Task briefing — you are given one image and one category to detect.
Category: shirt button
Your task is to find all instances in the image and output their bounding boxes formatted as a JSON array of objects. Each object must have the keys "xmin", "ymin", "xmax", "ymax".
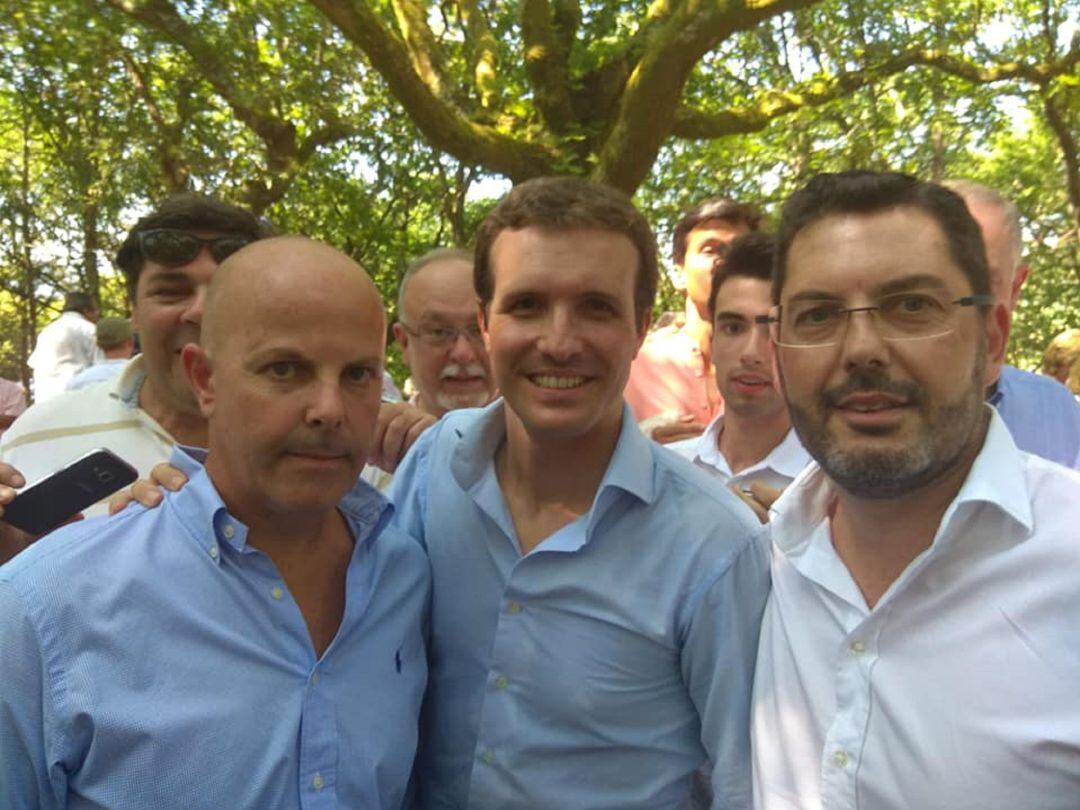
[
  {"xmin": 310, "ymin": 673, "xmax": 319, "ymax": 687},
  {"xmin": 271, "ymin": 586, "xmax": 284, "ymax": 600},
  {"xmin": 833, "ymin": 751, "xmax": 849, "ymax": 768},
  {"xmin": 209, "ymin": 545, "xmax": 219, "ymax": 559},
  {"xmin": 312, "ymin": 773, "xmax": 324, "ymax": 790},
  {"xmin": 507, "ymin": 601, "xmax": 522, "ymax": 614},
  {"xmin": 481, "ymin": 750, "xmax": 494, "ymax": 765},
  {"xmin": 222, "ymin": 523, "xmax": 235, "ymax": 539},
  {"xmin": 849, "ymin": 640, "xmax": 866, "ymax": 654},
  {"xmin": 494, "ymin": 674, "xmax": 509, "ymax": 690}
]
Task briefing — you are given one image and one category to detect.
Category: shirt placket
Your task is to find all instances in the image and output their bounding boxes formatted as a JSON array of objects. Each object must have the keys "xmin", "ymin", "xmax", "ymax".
[{"xmin": 821, "ymin": 613, "xmax": 880, "ymax": 810}]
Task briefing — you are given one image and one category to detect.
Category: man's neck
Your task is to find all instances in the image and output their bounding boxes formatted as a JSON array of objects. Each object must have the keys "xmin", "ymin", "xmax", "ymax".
[
  {"xmin": 138, "ymin": 377, "xmax": 209, "ymax": 448},
  {"xmin": 828, "ymin": 426, "xmax": 987, "ymax": 610},
  {"xmin": 496, "ymin": 408, "xmax": 621, "ymax": 554},
  {"xmin": 718, "ymin": 409, "xmax": 791, "ymax": 474},
  {"xmin": 683, "ymin": 299, "xmax": 712, "ymax": 356}
]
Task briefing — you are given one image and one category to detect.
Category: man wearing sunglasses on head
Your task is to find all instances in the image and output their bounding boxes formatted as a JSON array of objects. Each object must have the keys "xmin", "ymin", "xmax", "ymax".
[{"xmin": 0, "ymin": 195, "xmax": 267, "ymax": 561}]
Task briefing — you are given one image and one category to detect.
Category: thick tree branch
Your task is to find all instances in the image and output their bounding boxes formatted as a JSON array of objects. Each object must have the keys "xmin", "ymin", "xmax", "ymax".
[
  {"xmin": 309, "ymin": 0, "xmax": 560, "ymax": 181},
  {"xmin": 1043, "ymin": 93, "xmax": 1080, "ymax": 234},
  {"xmin": 456, "ymin": 0, "xmax": 499, "ymax": 108},
  {"xmin": 673, "ymin": 44, "xmax": 1080, "ymax": 140},
  {"xmin": 390, "ymin": 0, "xmax": 447, "ymax": 99},
  {"xmin": 521, "ymin": 0, "xmax": 575, "ymax": 133},
  {"xmin": 593, "ymin": 0, "xmax": 823, "ymax": 191}
]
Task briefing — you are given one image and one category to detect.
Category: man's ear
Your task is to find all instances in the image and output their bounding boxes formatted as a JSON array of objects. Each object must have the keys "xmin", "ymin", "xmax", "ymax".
[
  {"xmin": 633, "ymin": 307, "xmax": 652, "ymax": 356},
  {"xmin": 1008, "ymin": 263, "xmax": 1030, "ymax": 312},
  {"xmin": 983, "ymin": 302, "xmax": 1011, "ymax": 387},
  {"xmin": 477, "ymin": 301, "xmax": 491, "ymax": 351},
  {"xmin": 391, "ymin": 322, "xmax": 412, "ymax": 366},
  {"xmin": 181, "ymin": 343, "xmax": 216, "ymax": 418}
]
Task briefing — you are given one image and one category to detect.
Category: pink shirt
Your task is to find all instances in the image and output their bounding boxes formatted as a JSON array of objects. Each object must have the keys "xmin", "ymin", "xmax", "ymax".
[{"xmin": 624, "ymin": 324, "xmax": 721, "ymax": 424}]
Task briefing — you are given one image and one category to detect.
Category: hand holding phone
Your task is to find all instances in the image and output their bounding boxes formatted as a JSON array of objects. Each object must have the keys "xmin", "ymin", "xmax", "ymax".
[{"xmin": 2, "ymin": 450, "xmax": 138, "ymax": 536}]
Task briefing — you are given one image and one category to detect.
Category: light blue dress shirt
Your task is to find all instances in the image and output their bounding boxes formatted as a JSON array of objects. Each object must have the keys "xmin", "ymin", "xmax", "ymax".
[
  {"xmin": 0, "ymin": 447, "xmax": 430, "ymax": 810},
  {"xmin": 991, "ymin": 364, "xmax": 1080, "ymax": 469},
  {"xmin": 389, "ymin": 400, "xmax": 770, "ymax": 809}
]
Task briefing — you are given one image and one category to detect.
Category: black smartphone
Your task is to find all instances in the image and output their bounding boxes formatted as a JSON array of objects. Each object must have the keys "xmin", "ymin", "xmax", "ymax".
[{"xmin": 2, "ymin": 449, "xmax": 139, "ymax": 536}]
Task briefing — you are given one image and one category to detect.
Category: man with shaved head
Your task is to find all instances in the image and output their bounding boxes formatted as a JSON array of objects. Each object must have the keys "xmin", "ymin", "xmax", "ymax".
[{"xmin": 0, "ymin": 237, "xmax": 430, "ymax": 808}]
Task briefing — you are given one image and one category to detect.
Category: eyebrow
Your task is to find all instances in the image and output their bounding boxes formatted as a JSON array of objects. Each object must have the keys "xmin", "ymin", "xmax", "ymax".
[
  {"xmin": 786, "ymin": 274, "xmax": 953, "ymax": 304},
  {"xmin": 142, "ymin": 270, "xmax": 194, "ymax": 285},
  {"xmin": 714, "ymin": 311, "xmax": 752, "ymax": 321}
]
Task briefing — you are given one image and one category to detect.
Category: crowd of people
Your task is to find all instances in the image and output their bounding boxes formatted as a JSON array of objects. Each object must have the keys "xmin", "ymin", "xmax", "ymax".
[{"xmin": 0, "ymin": 170, "xmax": 1078, "ymax": 809}]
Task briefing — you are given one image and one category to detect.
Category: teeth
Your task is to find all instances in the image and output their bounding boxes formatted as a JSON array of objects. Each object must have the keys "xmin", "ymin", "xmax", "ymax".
[{"xmin": 533, "ymin": 375, "xmax": 585, "ymax": 389}]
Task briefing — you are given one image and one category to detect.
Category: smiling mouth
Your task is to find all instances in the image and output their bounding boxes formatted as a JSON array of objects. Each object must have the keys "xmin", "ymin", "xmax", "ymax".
[
  {"xmin": 836, "ymin": 394, "xmax": 910, "ymax": 413},
  {"xmin": 530, "ymin": 374, "xmax": 586, "ymax": 390}
]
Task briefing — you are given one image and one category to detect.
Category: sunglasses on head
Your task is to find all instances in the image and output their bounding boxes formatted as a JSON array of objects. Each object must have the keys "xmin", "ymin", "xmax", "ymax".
[{"xmin": 137, "ymin": 229, "xmax": 254, "ymax": 266}]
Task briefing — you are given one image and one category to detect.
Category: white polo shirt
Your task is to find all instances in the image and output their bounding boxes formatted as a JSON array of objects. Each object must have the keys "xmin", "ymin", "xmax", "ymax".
[
  {"xmin": 752, "ymin": 408, "xmax": 1080, "ymax": 809},
  {"xmin": 668, "ymin": 414, "xmax": 811, "ymax": 491}
]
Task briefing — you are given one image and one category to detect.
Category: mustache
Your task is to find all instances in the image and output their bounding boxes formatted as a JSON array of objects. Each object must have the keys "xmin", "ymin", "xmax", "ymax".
[
  {"xmin": 283, "ymin": 434, "xmax": 355, "ymax": 457},
  {"xmin": 822, "ymin": 368, "xmax": 923, "ymax": 408},
  {"xmin": 440, "ymin": 363, "xmax": 487, "ymax": 380}
]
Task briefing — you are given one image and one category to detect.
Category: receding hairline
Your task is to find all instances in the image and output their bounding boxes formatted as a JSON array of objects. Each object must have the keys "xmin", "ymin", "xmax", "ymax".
[
  {"xmin": 942, "ymin": 179, "xmax": 1023, "ymax": 269},
  {"xmin": 396, "ymin": 247, "xmax": 474, "ymax": 319}
]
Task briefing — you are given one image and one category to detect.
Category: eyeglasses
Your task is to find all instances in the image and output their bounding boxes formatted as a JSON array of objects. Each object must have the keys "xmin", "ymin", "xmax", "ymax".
[
  {"xmin": 137, "ymin": 229, "xmax": 254, "ymax": 266},
  {"xmin": 763, "ymin": 291, "xmax": 994, "ymax": 348},
  {"xmin": 400, "ymin": 322, "xmax": 484, "ymax": 347}
]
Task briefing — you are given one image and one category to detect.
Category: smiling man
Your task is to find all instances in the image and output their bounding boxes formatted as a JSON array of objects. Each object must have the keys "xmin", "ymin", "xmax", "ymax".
[
  {"xmin": 669, "ymin": 233, "xmax": 810, "ymax": 512},
  {"xmin": 0, "ymin": 237, "xmax": 430, "ymax": 809},
  {"xmin": 393, "ymin": 248, "xmax": 495, "ymax": 417},
  {"xmin": 390, "ymin": 177, "xmax": 769, "ymax": 809},
  {"xmin": 752, "ymin": 172, "xmax": 1080, "ymax": 809}
]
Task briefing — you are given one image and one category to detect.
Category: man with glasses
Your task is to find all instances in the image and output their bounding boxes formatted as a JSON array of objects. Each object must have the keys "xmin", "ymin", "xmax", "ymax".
[
  {"xmin": 0, "ymin": 195, "xmax": 266, "ymax": 560},
  {"xmin": 669, "ymin": 233, "xmax": 810, "ymax": 521},
  {"xmin": 752, "ymin": 172, "xmax": 1080, "ymax": 808},
  {"xmin": 393, "ymin": 248, "xmax": 495, "ymax": 417}
]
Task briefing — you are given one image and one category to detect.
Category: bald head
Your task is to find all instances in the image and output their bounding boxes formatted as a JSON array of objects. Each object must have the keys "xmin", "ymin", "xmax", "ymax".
[
  {"xmin": 183, "ymin": 235, "xmax": 388, "ymax": 522},
  {"xmin": 202, "ymin": 236, "xmax": 384, "ymax": 356}
]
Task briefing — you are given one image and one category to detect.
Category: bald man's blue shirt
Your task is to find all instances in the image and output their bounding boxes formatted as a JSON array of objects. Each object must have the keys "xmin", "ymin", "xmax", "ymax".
[
  {"xmin": 0, "ymin": 447, "xmax": 429, "ymax": 810},
  {"xmin": 389, "ymin": 400, "xmax": 770, "ymax": 809}
]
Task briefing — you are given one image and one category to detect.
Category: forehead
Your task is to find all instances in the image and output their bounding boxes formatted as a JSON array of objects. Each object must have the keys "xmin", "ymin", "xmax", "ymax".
[
  {"xmin": 783, "ymin": 207, "xmax": 969, "ymax": 298},
  {"xmin": 713, "ymin": 275, "xmax": 772, "ymax": 315},
  {"xmin": 402, "ymin": 258, "xmax": 476, "ymax": 316},
  {"xmin": 686, "ymin": 219, "xmax": 751, "ymax": 248},
  {"xmin": 489, "ymin": 226, "xmax": 638, "ymax": 297}
]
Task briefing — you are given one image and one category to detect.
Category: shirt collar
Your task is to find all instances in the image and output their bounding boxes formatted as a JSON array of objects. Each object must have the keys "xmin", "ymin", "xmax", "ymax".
[
  {"xmin": 690, "ymin": 414, "xmax": 809, "ymax": 481},
  {"xmin": 771, "ymin": 406, "xmax": 1033, "ymax": 557},
  {"xmin": 111, "ymin": 355, "xmax": 149, "ymax": 409},
  {"xmin": 168, "ymin": 445, "xmax": 393, "ymax": 563}
]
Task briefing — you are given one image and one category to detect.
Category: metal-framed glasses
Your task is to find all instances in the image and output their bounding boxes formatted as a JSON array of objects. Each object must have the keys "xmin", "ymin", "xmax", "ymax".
[
  {"xmin": 400, "ymin": 323, "xmax": 484, "ymax": 347},
  {"xmin": 761, "ymin": 291, "xmax": 994, "ymax": 348}
]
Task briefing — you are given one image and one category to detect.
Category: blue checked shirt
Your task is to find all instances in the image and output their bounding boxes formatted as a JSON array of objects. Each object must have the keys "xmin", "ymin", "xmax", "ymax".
[
  {"xmin": 389, "ymin": 401, "xmax": 770, "ymax": 809},
  {"xmin": 0, "ymin": 447, "xmax": 429, "ymax": 810}
]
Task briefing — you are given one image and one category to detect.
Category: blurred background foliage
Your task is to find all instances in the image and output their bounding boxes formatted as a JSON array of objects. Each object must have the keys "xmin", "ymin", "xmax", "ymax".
[{"xmin": 0, "ymin": 0, "xmax": 1076, "ymax": 391}]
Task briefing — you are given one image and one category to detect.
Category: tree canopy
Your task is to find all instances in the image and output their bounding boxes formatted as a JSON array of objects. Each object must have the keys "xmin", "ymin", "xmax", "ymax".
[{"xmin": 0, "ymin": 0, "xmax": 1076, "ymax": 388}]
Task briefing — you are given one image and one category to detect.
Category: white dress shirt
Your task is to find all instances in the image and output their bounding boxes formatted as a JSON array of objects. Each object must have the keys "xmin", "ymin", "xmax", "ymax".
[
  {"xmin": 752, "ymin": 408, "xmax": 1080, "ymax": 810},
  {"xmin": 27, "ymin": 311, "xmax": 99, "ymax": 402},
  {"xmin": 669, "ymin": 414, "xmax": 811, "ymax": 491}
]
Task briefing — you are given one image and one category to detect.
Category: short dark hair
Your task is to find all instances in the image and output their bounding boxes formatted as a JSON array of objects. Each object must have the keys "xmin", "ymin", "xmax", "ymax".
[
  {"xmin": 114, "ymin": 194, "xmax": 267, "ymax": 295},
  {"xmin": 774, "ymin": 171, "xmax": 991, "ymax": 303},
  {"xmin": 707, "ymin": 232, "xmax": 775, "ymax": 318},
  {"xmin": 672, "ymin": 198, "xmax": 761, "ymax": 267},
  {"xmin": 473, "ymin": 176, "xmax": 658, "ymax": 329},
  {"xmin": 62, "ymin": 291, "xmax": 96, "ymax": 314}
]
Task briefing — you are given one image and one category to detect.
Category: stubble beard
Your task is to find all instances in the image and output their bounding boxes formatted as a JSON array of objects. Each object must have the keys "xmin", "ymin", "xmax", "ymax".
[{"xmin": 787, "ymin": 353, "xmax": 988, "ymax": 499}]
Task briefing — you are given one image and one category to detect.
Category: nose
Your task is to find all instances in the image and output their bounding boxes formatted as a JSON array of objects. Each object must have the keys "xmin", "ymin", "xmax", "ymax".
[
  {"xmin": 182, "ymin": 283, "xmax": 209, "ymax": 325},
  {"xmin": 536, "ymin": 307, "xmax": 583, "ymax": 361},
  {"xmin": 447, "ymin": 331, "xmax": 479, "ymax": 364},
  {"xmin": 305, "ymin": 379, "xmax": 346, "ymax": 428},
  {"xmin": 840, "ymin": 309, "xmax": 889, "ymax": 371},
  {"xmin": 739, "ymin": 324, "xmax": 771, "ymax": 365}
]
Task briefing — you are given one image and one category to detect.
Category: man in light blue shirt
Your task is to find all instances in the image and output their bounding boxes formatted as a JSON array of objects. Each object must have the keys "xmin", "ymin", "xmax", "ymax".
[
  {"xmin": 390, "ymin": 177, "xmax": 769, "ymax": 809},
  {"xmin": 946, "ymin": 179, "xmax": 1080, "ymax": 469},
  {"xmin": 0, "ymin": 237, "xmax": 430, "ymax": 809}
]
